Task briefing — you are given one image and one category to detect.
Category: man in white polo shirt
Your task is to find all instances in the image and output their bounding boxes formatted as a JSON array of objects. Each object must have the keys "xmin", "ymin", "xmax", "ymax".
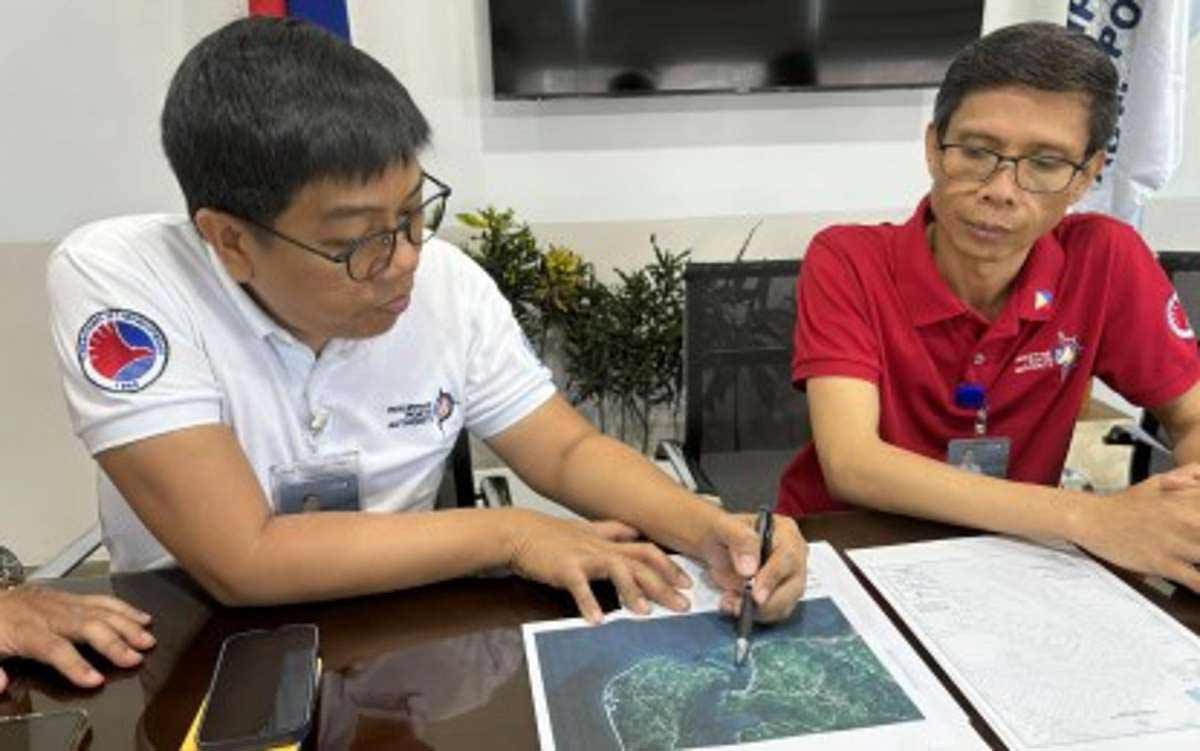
[{"xmin": 45, "ymin": 17, "xmax": 807, "ymax": 624}]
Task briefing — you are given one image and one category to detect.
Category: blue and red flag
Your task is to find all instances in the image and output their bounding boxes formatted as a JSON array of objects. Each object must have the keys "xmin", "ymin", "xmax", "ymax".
[{"xmin": 249, "ymin": 0, "xmax": 350, "ymax": 41}]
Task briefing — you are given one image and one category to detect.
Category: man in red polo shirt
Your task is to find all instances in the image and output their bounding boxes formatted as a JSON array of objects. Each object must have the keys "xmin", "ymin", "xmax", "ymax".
[{"xmin": 777, "ymin": 21, "xmax": 1200, "ymax": 592}]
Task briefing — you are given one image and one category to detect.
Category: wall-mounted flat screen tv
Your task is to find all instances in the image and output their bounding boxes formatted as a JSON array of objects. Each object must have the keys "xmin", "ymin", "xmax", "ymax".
[{"xmin": 489, "ymin": 0, "xmax": 985, "ymax": 99}]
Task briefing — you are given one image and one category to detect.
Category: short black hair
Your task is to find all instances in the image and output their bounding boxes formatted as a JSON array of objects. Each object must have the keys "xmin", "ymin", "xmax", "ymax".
[
  {"xmin": 161, "ymin": 16, "xmax": 431, "ymax": 223},
  {"xmin": 933, "ymin": 22, "xmax": 1118, "ymax": 157}
]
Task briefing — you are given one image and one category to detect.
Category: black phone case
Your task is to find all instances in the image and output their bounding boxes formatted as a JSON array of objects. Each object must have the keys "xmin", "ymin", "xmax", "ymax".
[{"xmin": 197, "ymin": 623, "xmax": 319, "ymax": 751}]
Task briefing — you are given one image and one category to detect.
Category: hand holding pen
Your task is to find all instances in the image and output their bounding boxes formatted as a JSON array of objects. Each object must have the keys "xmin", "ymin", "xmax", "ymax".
[{"xmin": 735, "ymin": 507, "xmax": 774, "ymax": 666}]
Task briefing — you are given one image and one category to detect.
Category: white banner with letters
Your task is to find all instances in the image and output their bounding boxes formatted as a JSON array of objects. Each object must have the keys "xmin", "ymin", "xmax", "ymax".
[{"xmin": 1066, "ymin": 0, "xmax": 1190, "ymax": 227}]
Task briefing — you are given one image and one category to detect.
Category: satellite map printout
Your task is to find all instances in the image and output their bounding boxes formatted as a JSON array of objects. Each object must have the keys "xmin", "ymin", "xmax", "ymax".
[{"xmin": 531, "ymin": 596, "xmax": 921, "ymax": 751}]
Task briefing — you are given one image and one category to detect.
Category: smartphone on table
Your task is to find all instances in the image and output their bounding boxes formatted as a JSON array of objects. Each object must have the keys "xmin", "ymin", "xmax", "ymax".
[
  {"xmin": 0, "ymin": 709, "xmax": 90, "ymax": 751},
  {"xmin": 197, "ymin": 624, "xmax": 319, "ymax": 750}
]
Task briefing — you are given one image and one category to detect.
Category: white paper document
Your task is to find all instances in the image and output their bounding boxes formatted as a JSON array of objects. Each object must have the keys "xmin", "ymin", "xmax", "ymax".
[
  {"xmin": 849, "ymin": 536, "xmax": 1200, "ymax": 751},
  {"xmin": 522, "ymin": 542, "xmax": 986, "ymax": 750}
]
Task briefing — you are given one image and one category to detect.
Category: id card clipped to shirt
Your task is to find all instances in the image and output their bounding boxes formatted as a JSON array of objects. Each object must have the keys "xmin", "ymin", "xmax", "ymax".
[
  {"xmin": 947, "ymin": 437, "xmax": 1011, "ymax": 478},
  {"xmin": 270, "ymin": 450, "xmax": 362, "ymax": 514},
  {"xmin": 948, "ymin": 382, "xmax": 1010, "ymax": 478}
]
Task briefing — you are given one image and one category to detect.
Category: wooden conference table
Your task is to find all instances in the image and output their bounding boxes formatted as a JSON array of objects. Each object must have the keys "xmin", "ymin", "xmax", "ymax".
[{"xmin": 3, "ymin": 510, "xmax": 1197, "ymax": 750}]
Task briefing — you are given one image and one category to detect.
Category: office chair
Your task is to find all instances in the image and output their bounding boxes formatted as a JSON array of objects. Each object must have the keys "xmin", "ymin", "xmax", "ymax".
[
  {"xmin": 658, "ymin": 259, "xmax": 810, "ymax": 512},
  {"xmin": 1102, "ymin": 251, "xmax": 1200, "ymax": 484},
  {"xmin": 437, "ymin": 430, "xmax": 513, "ymax": 509}
]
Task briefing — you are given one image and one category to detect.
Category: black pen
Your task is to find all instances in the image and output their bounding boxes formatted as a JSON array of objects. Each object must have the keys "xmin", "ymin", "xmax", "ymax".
[{"xmin": 734, "ymin": 507, "xmax": 774, "ymax": 666}]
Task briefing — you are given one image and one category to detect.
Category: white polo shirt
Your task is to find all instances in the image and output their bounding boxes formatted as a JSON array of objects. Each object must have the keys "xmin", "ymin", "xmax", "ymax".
[{"xmin": 47, "ymin": 215, "xmax": 554, "ymax": 572}]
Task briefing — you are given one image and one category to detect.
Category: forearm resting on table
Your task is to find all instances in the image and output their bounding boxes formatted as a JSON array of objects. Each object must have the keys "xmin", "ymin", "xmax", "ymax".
[
  {"xmin": 97, "ymin": 425, "xmax": 538, "ymax": 606},
  {"xmin": 820, "ymin": 436, "xmax": 1082, "ymax": 542},
  {"xmin": 506, "ymin": 427, "xmax": 723, "ymax": 558},
  {"xmin": 196, "ymin": 507, "xmax": 532, "ymax": 605}
]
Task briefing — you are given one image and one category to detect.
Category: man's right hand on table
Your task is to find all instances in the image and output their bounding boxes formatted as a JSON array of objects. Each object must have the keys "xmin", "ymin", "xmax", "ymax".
[
  {"xmin": 505, "ymin": 509, "xmax": 693, "ymax": 624},
  {"xmin": 1069, "ymin": 463, "xmax": 1200, "ymax": 593}
]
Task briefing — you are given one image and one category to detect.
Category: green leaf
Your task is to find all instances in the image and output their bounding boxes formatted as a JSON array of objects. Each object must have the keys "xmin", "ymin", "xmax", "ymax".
[{"xmin": 455, "ymin": 212, "xmax": 486, "ymax": 229}]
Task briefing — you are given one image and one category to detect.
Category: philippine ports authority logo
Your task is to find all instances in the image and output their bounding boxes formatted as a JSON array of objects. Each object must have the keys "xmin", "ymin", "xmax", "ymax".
[{"xmin": 76, "ymin": 309, "xmax": 168, "ymax": 392}]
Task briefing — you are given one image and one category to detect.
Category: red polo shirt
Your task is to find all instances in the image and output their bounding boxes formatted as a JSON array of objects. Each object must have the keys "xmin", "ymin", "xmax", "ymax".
[{"xmin": 777, "ymin": 197, "xmax": 1200, "ymax": 517}]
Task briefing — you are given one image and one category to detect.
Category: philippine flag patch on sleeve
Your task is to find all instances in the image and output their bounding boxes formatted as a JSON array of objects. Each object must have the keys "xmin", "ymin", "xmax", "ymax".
[{"xmin": 76, "ymin": 309, "xmax": 169, "ymax": 392}]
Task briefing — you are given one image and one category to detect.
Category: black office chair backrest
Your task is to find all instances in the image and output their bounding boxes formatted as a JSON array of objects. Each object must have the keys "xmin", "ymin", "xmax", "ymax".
[
  {"xmin": 436, "ymin": 430, "xmax": 477, "ymax": 509},
  {"xmin": 1131, "ymin": 251, "xmax": 1200, "ymax": 482},
  {"xmin": 682, "ymin": 260, "xmax": 809, "ymax": 460}
]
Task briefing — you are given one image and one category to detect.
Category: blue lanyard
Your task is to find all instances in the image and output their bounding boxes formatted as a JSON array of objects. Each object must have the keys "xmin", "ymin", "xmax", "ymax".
[{"xmin": 954, "ymin": 382, "xmax": 987, "ymax": 436}]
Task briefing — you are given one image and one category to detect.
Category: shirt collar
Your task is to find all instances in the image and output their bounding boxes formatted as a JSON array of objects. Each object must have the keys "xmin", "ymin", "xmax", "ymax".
[
  {"xmin": 201, "ymin": 233, "xmax": 298, "ymax": 344},
  {"xmin": 893, "ymin": 195, "xmax": 1065, "ymax": 327},
  {"xmin": 200, "ymin": 233, "xmax": 368, "ymax": 360},
  {"xmin": 893, "ymin": 197, "xmax": 967, "ymax": 326}
]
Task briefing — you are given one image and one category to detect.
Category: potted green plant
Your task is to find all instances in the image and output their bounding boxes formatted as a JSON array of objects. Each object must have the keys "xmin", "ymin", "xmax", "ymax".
[
  {"xmin": 458, "ymin": 207, "xmax": 689, "ymax": 454},
  {"xmin": 457, "ymin": 207, "xmax": 547, "ymax": 348}
]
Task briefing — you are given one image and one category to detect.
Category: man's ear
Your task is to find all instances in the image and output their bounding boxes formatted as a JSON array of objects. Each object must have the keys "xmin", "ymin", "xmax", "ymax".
[
  {"xmin": 1066, "ymin": 149, "xmax": 1107, "ymax": 205},
  {"xmin": 923, "ymin": 123, "xmax": 941, "ymax": 181},
  {"xmin": 194, "ymin": 208, "xmax": 256, "ymax": 283}
]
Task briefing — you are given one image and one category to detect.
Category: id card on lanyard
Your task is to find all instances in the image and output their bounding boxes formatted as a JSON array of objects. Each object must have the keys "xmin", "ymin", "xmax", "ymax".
[
  {"xmin": 270, "ymin": 450, "xmax": 362, "ymax": 514},
  {"xmin": 947, "ymin": 382, "xmax": 1010, "ymax": 479}
]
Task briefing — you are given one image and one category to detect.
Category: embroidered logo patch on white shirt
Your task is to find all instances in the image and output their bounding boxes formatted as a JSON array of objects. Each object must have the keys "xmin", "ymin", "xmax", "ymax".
[{"xmin": 76, "ymin": 309, "xmax": 169, "ymax": 392}]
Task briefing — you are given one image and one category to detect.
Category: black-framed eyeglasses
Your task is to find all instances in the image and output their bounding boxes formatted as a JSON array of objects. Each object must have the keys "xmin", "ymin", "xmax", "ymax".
[
  {"xmin": 243, "ymin": 171, "xmax": 452, "ymax": 281},
  {"xmin": 937, "ymin": 142, "xmax": 1088, "ymax": 194}
]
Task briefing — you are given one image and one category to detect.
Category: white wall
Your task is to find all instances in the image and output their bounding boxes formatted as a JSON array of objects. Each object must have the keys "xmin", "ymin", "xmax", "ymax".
[
  {"xmin": 363, "ymin": 0, "xmax": 1068, "ymax": 229},
  {"xmin": 0, "ymin": 2, "xmax": 244, "ymax": 242},
  {"xmin": 0, "ymin": 244, "xmax": 96, "ymax": 565},
  {"xmin": 1, "ymin": 0, "xmax": 1197, "ymax": 562},
  {"xmin": 9, "ymin": 0, "xmax": 1197, "ymax": 243}
]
